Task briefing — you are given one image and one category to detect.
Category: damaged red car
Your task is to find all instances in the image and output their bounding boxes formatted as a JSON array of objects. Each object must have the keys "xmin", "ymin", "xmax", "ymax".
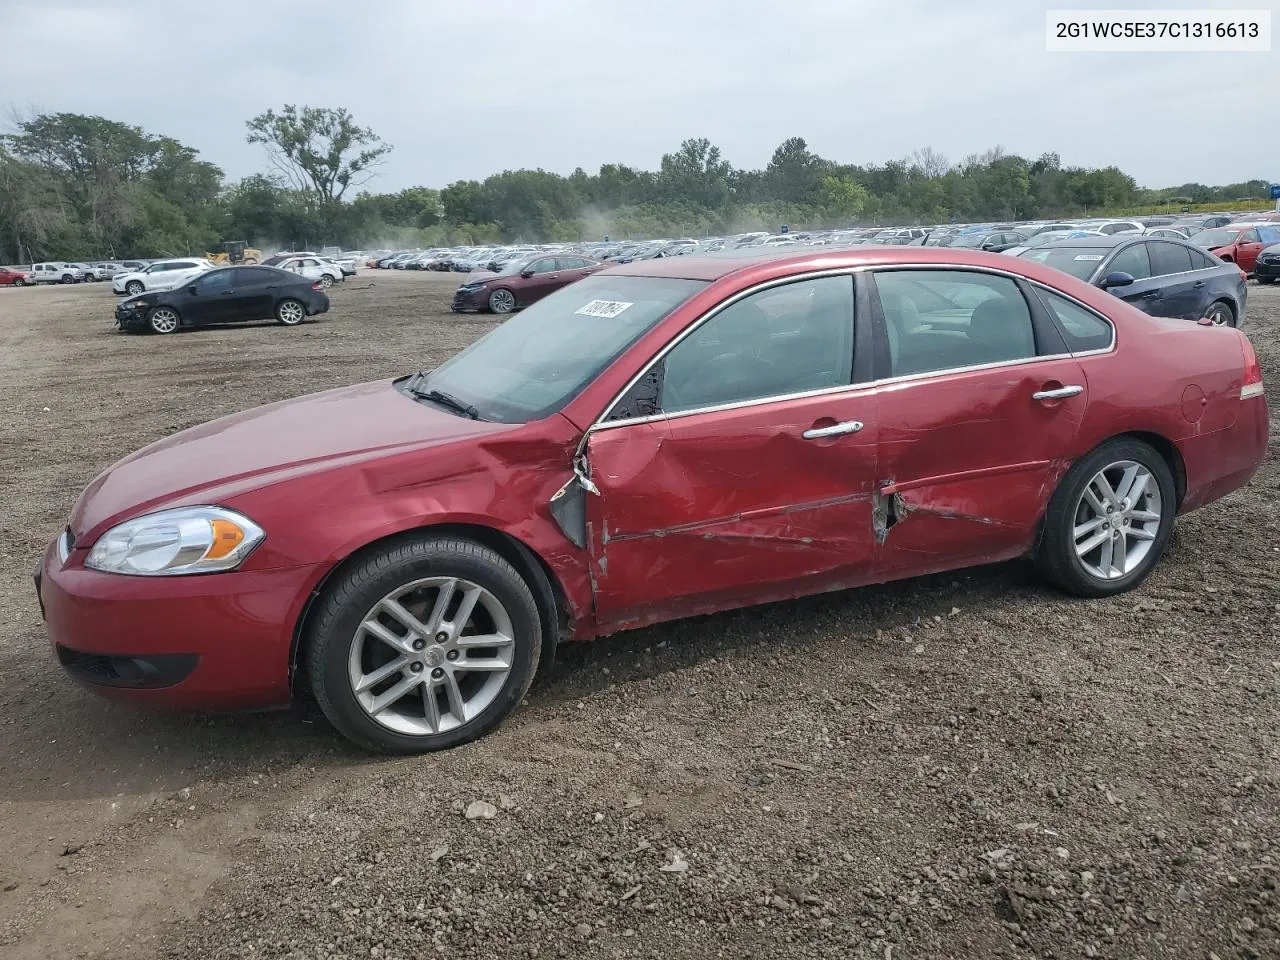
[{"xmin": 37, "ymin": 247, "xmax": 1268, "ymax": 753}]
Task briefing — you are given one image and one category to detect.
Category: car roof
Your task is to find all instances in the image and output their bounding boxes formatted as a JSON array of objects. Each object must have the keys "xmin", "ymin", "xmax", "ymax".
[{"xmin": 596, "ymin": 245, "xmax": 1083, "ymax": 282}]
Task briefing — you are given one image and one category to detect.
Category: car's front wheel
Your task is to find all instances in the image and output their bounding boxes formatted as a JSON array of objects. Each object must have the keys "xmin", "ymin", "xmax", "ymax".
[
  {"xmin": 488, "ymin": 288, "xmax": 516, "ymax": 314},
  {"xmin": 276, "ymin": 298, "xmax": 306, "ymax": 325},
  {"xmin": 147, "ymin": 306, "xmax": 180, "ymax": 335},
  {"xmin": 61, "ymin": 274, "xmax": 75, "ymax": 284},
  {"xmin": 125, "ymin": 280, "xmax": 144, "ymax": 296},
  {"xmin": 12, "ymin": 278, "xmax": 23, "ymax": 287},
  {"xmin": 319, "ymin": 274, "xmax": 334, "ymax": 288},
  {"xmin": 1036, "ymin": 438, "xmax": 1176, "ymax": 598},
  {"xmin": 305, "ymin": 535, "xmax": 542, "ymax": 753}
]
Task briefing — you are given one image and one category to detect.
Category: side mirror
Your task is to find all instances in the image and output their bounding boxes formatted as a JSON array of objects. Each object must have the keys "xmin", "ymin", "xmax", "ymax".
[
  {"xmin": 1099, "ymin": 271, "xmax": 1135, "ymax": 289},
  {"xmin": 187, "ymin": 284, "xmax": 199, "ymax": 295},
  {"xmin": 520, "ymin": 270, "xmax": 534, "ymax": 278}
]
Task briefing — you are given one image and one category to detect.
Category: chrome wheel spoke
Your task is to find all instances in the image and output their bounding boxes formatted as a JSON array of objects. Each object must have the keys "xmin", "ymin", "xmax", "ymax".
[
  {"xmin": 1075, "ymin": 528, "xmax": 1111, "ymax": 557},
  {"xmin": 1082, "ymin": 486, "xmax": 1107, "ymax": 514},
  {"xmin": 425, "ymin": 579, "xmax": 457, "ymax": 635},
  {"xmin": 421, "ymin": 683, "xmax": 441, "ymax": 733},
  {"xmin": 442, "ymin": 671, "xmax": 468, "ymax": 723},
  {"xmin": 455, "ymin": 632, "xmax": 514, "ymax": 649},
  {"xmin": 361, "ymin": 618, "xmax": 416, "ymax": 655},
  {"xmin": 457, "ymin": 657, "xmax": 509, "ymax": 673},
  {"xmin": 380, "ymin": 598, "xmax": 429, "ymax": 639},
  {"xmin": 1130, "ymin": 508, "xmax": 1160, "ymax": 522},
  {"xmin": 1113, "ymin": 464, "xmax": 1140, "ymax": 503},
  {"xmin": 369, "ymin": 673, "xmax": 423, "ymax": 715},
  {"xmin": 1074, "ymin": 516, "xmax": 1106, "ymax": 540},
  {"xmin": 1097, "ymin": 532, "xmax": 1114, "ymax": 576},
  {"xmin": 1093, "ymin": 473, "xmax": 1119, "ymax": 506},
  {"xmin": 1128, "ymin": 526, "xmax": 1157, "ymax": 542},
  {"xmin": 445, "ymin": 585, "xmax": 482, "ymax": 638},
  {"xmin": 355, "ymin": 655, "xmax": 409, "ymax": 692},
  {"xmin": 1124, "ymin": 471, "xmax": 1150, "ymax": 505}
]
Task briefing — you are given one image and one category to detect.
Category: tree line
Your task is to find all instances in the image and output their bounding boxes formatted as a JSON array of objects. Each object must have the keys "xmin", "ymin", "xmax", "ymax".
[{"xmin": 0, "ymin": 107, "xmax": 1269, "ymax": 263}]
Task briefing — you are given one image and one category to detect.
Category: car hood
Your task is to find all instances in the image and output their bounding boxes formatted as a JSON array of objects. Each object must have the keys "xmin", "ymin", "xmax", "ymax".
[{"xmin": 70, "ymin": 379, "xmax": 516, "ymax": 540}]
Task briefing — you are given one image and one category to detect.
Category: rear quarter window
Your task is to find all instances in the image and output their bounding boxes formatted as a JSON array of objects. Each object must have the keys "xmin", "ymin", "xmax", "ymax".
[{"xmin": 1034, "ymin": 288, "xmax": 1113, "ymax": 353}]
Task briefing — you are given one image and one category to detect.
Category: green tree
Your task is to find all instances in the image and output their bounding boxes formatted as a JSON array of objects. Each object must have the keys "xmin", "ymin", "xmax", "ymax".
[{"xmin": 246, "ymin": 105, "xmax": 391, "ymax": 205}]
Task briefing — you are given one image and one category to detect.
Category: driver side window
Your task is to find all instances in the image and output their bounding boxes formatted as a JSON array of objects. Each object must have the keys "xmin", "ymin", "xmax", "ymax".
[
  {"xmin": 659, "ymin": 276, "xmax": 855, "ymax": 415},
  {"xmin": 529, "ymin": 258, "xmax": 555, "ymax": 274},
  {"xmin": 198, "ymin": 270, "xmax": 233, "ymax": 294}
]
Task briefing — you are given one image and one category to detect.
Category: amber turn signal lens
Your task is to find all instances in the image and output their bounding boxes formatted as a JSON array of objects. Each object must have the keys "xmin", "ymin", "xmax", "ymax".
[{"xmin": 205, "ymin": 519, "xmax": 246, "ymax": 560}]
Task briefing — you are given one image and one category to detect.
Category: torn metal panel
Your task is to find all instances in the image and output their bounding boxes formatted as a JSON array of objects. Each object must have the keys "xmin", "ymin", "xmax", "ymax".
[{"xmin": 584, "ymin": 390, "xmax": 880, "ymax": 631}]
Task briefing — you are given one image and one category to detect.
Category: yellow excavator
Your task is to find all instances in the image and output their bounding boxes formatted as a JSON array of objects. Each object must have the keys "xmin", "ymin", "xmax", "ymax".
[{"xmin": 205, "ymin": 241, "xmax": 262, "ymax": 266}]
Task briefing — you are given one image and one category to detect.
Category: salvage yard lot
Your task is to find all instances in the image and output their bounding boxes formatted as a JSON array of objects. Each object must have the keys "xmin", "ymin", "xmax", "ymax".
[{"xmin": 1, "ymin": 271, "xmax": 1278, "ymax": 959}]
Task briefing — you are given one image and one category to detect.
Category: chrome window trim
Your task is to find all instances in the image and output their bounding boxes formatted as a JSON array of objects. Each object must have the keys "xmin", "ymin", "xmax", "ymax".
[{"xmin": 590, "ymin": 262, "xmax": 1113, "ymax": 434}]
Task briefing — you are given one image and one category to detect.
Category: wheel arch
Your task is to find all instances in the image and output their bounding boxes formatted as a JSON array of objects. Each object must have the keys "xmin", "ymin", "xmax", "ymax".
[{"xmin": 288, "ymin": 522, "xmax": 568, "ymax": 699}]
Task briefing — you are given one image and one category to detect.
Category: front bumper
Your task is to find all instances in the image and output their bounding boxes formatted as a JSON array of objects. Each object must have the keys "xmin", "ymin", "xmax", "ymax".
[
  {"xmin": 451, "ymin": 286, "xmax": 489, "ymax": 311},
  {"xmin": 36, "ymin": 537, "xmax": 316, "ymax": 710},
  {"xmin": 1254, "ymin": 258, "xmax": 1280, "ymax": 279},
  {"xmin": 114, "ymin": 300, "xmax": 150, "ymax": 330}
]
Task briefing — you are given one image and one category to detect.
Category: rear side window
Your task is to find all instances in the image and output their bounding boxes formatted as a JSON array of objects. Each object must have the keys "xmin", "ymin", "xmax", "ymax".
[
  {"xmin": 874, "ymin": 270, "xmax": 1037, "ymax": 377},
  {"xmin": 1107, "ymin": 244, "xmax": 1152, "ymax": 280},
  {"xmin": 241, "ymin": 267, "xmax": 282, "ymax": 283},
  {"xmin": 1034, "ymin": 288, "xmax": 1113, "ymax": 354},
  {"xmin": 1148, "ymin": 242, "xmax": 1193, "ymax": 277},
  {"xmin": 1190, "ymin": 249, "xmax": 1218, "ymax": 269}
]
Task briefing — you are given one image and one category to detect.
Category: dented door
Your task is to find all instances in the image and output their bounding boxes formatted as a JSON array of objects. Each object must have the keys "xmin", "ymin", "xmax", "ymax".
[
  {"xmin": 585, "ymin": 391, "xmax": 880, "ymax": 632},
  {"xmin": 873, "ymin": 358, "xmax": 1087, "ymax": 578}
]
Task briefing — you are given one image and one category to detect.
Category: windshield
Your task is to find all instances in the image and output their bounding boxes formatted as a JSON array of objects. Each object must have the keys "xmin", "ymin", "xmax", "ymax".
[
  {"xmin": 1192, "ymin": 228, "xmax": 1239, "ymax": 248},
  {"xmin": 422, "ymin": 275, "xmax": 707, "ymax": 423},
  {"xmin": 1019, "ymin": 246, "xmax": 1106, "ymax": 280},
  {"xmin": 948, "ymin": 233, "xmax": 987, "ymax": 248}
]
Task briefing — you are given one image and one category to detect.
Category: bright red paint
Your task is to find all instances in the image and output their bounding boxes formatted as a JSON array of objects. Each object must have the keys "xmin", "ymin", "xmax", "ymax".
[
  {"xmin": 1201, "ymin": 225, "xmax": 1279, "ymax": 273},
  {"xmin": 0, "ymin": 267, "xmax": 30, "ymax": 286},
  {"xmin": 39, "ymin": 247, "xmax": 1269, "ymax": 711}
]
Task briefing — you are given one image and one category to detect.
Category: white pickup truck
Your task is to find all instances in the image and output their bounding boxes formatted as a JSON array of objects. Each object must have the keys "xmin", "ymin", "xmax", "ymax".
[{"xmin": 31, "ymin": 262, "xmax": 86, "ymax": 284}]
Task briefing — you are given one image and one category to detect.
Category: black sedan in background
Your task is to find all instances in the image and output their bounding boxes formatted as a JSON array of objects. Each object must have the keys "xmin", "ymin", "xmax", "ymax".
[
  {"xmin": 1018, "ymin": 234, "xmax": 1247, "ymax": 327},
  {"xmin": 115, "ymin": 265, "xmax": 330, "ymax": 334}
]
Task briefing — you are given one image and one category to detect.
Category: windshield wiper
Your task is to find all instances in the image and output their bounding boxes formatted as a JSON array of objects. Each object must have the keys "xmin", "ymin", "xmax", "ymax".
[{"xmin": 405, "ymin": 374, "xmax": 480, "ymax": 420}]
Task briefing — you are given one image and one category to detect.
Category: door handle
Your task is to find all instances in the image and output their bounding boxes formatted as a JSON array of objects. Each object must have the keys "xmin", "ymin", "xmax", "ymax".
[
  {"xmin": 802, "ymin": 420, "xmax": 864, "ymax": 439},
  {"xmin": 1192, "ymin": 280, "xmax": 1206, "ymax": 288},
  {"xmin": 1140, "ymin": 290, "xmax": 1161, "ymax": 300},
  {"xmin": 1032, "ymin": 385, "xmax": 1084, "ymax": 401}
]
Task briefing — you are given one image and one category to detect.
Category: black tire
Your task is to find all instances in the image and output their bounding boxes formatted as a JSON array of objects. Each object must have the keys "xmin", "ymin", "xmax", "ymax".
[
  {"xmin": 1036, "ymin": 437, "xmax": 1176, "ymax": 598},
  {"xmin": 1257, "ymin": 276, "xmax": 1276, "ymax": 285},
  {"xmin": 13, "ymin": 278, "xmax": 23, "ymax": 287},
  {"xmin": 305, "ymin": 535, "xmax": 542, "ymax": 753},
  {"xmin": 276, "ymin": 298, "xmax": 306, "ymax": 326},
  {"xmin": 125, "ymin": 280, "xmax": 144, "ymax": 296},
  {"xmin": 146, "ymin": 305, "xmax": 181, "ymax": 335},
  {"xmin": 319, "ymin": 274, "xmax": 334, "ymax": 288},
  {"xmin": 488, "ymin": 288, "xmax": 516, "ymax": 314},
  {"xmin": 61, "ymin": 274, "xmax": 74, "ymax": 284},
  {"xmin": 1206, "ymin": 300, "xmax": 1235, "ymax": 327}
]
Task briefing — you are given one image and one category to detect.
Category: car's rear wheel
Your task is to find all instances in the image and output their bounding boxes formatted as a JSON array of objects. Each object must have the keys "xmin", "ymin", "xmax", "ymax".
[
  {"xmin": 125, "ymin": 280, "xmax": 144, "ymax": 296},
  {"xmin": 1205, "ymin": 300, "xmax": 1235, "ymax": 327},
  {"xmin": 488, "ymin": 288, "xmax": 516, "ymax": 314},
  {"xmin": 305, "ymin": 535, "xmax": 541, "ymax": 753},
  {"xmin": 147, "ymin": 306, "xmax": 180, "ymax": 335},
  {"xmin": 13, "ymin": 278, "xmax": 23, "ymax": 287},
  {"xmin": 1036, "ymin": 438, "xmax": 1175, "ymax": 598},
  {"xmin": 276, "ymin": 298, "xmax": 306, "ymax": 325},
  {"xmin": 319, "ymin": 274, "xmax": 334, "ymax": 288},
  {"xmin": 61, "ymin": 274, "xmax": 74, "ymax": 284}
]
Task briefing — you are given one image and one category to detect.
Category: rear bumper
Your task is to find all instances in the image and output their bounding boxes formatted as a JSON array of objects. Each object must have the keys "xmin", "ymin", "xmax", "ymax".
[
  {"xmin": 1179, "ymin": 396, "xmax": 1269, "ymax": 513},
  {"xmin": 36, "ymin": 539, "xmax": 316, "ymax": 710}
]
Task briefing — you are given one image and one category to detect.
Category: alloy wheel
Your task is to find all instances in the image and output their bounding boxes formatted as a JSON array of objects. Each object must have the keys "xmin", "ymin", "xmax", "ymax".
[
  {"xmin": 320, "ymin": 274, "xmax": 333, "ymax": 288},
  {"xmin": 489, "ymin": 289, "xmax": 515, "ymax": 314},
  {"xmin": 148, "ymin": 307, "xmax": 179, "ymax": 334},
  {"xmin": 347, "ymin": 577, "xmax": 515, "ymax": 736},
  {"xmin": 278, "ymin": 300, "xmax": 305, "ymax": 325},
  {"xmin": 126, "ymin": 281, "xmax": 144, "ymax": 296},
  {"xmin": 1207, "ymin": 302, "xmax": 1234, "ymax": 327},
  {"xmin": 1072, "ymin": 460, "xmax": 1162, "ymax": 580}
]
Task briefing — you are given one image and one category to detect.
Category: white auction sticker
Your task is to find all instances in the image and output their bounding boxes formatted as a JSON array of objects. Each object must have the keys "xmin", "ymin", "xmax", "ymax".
[
  {"xmin": 575, "ymin": 300, "xmax": 633, "ymax": 318},
  {"xmin": 1047, "ymin": 9, "xmax": 1271, "ymax": 52},
  {"xmin": 1074, "ymin": 255, "xmax": 1105, "ymax": 261}
]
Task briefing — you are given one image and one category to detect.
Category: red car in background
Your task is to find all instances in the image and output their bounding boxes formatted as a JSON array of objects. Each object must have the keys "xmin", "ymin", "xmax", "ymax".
[
  {"xmin": 0, "ymin": 267, "xmax": 31, "ymax": 286},
  {"xmin": 1192, "ymin": 224, "xmax": 1280, "ymax": 274},
  {"xmin": 452, "ymin": 253, "xmax": 604, "ymax": 313},
  {"xmin": 37, "ymin": 247, "xmax": 1267, "ymax": 754}
]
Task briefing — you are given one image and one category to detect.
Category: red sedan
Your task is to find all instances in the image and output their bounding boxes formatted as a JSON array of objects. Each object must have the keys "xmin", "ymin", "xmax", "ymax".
[
  {"xmin": 37, "ymin": 248, "xmax": 1268, "ymax": 752},
  {"xmin": 1192, "ymin": 224, "xmax": 1280, "ymax": 274},
  {"xmin": 0, "ymin": 267, "xmax": 31, "ymax": 286}
]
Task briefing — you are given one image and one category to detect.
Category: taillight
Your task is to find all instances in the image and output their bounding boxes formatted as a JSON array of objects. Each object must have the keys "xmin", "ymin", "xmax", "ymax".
[
  {"xmin": 1240, "ymin": 334, "xmax": 1264, "ymax": 399},
  {"xmin": 311, "ymin": 281, "xmax": 322, "ymax": 291}
]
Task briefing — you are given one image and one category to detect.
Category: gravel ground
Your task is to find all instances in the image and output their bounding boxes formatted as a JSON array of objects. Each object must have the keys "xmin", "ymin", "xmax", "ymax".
[{"xmin": 0, "ymin": 271, "xmax": 1277, "ymax": 960}]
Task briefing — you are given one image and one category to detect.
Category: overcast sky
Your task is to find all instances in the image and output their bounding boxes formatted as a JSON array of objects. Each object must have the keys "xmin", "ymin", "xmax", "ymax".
[{"xmin": 2, "ymin": 0, "xmax": 1275, "ymax": 192}]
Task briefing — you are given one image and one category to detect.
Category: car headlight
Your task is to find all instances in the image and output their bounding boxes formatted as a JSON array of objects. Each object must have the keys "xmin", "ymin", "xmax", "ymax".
[{"xmin": 85, "ymin": 506, "xmax": 264, "ymax": 576}]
